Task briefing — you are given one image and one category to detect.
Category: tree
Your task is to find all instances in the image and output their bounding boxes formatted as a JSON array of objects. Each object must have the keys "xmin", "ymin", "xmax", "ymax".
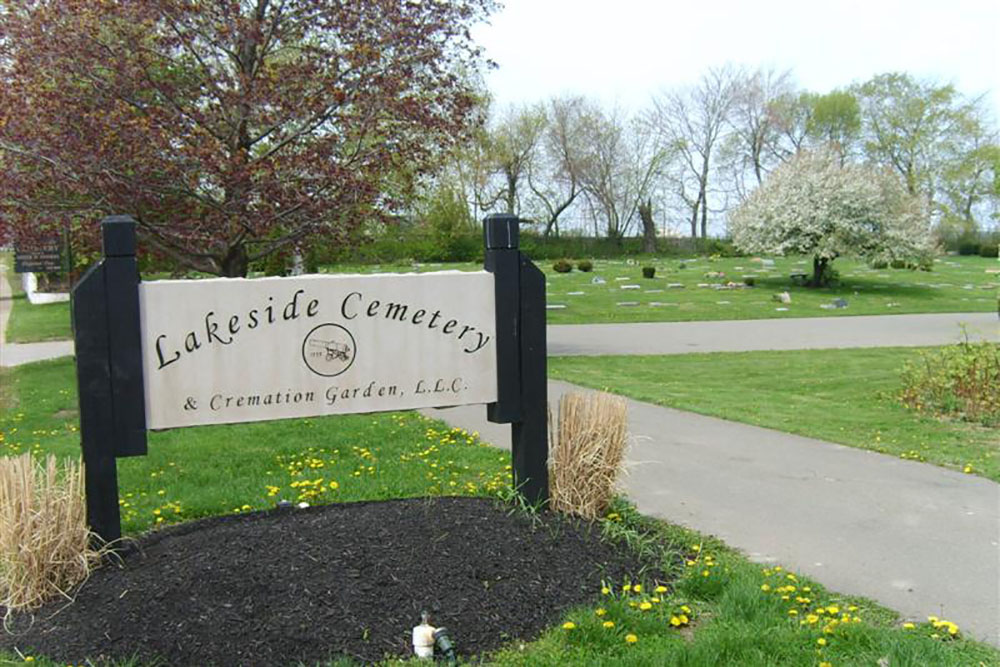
[
  {"xmin": 650, "ymin": 66, "xmax": 740, "ymax": 238},
  {"xmin": 724, "ymin": 67, "xmax": 794, "ymax": 193},
  {"xmin": 578, "ymin": 105, "xmax": 663, "ymax": 241},
  {"xmin": 0, "ymin": 0, "xmax": 495, "ymax": 276},
  {"xmin": 526, "ymin": 96, "xmax": 590, "ymax": 238},
  {"xmin": 477, "ymin": 104, "xmax": 547, "ymax": 216},
  {"xmin": 729, "ymin": 149, "xmax": 932, "ymax": 287},
  {"xmin": 806, "ymin": 90, "xmax": 861, "ymax": 161},
  {"xmin": 855, "ymin": 73, "xmax": 980, "ymax": 205}
]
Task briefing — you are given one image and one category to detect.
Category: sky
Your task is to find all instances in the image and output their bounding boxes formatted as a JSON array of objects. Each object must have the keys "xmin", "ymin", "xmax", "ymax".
[{"xmin": 472, "ymin": 0, "xmax": 1000, "ymax": 120}]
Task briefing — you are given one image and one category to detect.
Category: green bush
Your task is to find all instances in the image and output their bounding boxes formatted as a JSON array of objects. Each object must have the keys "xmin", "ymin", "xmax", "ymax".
[
  {"xmin": 889, "ymin": 258, "xmax": 907, "ymax": 269},
  {"xmin": 869, "ymin": 258, "xmax": 888, "ymax": 269},
  {"xmin": 577, "ymin": 260, "xmax": 593, "ymax": 272},
  {"xmin": 957, "ymin": 241, "xmax": 981, "ymax": 256},
  {"xmin": 641, "ymin": 266, "xmax": 655, "ymax": 279},
  {"xmin": 900, "ymin": 341, "xmax": 1000, "ymax": 426},
  {"xmin": 979, "ymin": 243, "xmax": 999, "ymax": 258},
  {"xmin": 553, "ymin": 259, "xmax": 573, "ymax": 273},
  {"xmin": 743, "ymin": 276, "xmax": 755, "ymax": 287}
]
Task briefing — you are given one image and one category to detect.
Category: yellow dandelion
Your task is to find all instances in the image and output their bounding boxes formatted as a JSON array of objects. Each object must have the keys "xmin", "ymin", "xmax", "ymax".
[
  {"xmin": 761, "ymin": 584, "xmax": 771, "ymax": 592},
  {"xmin": 670, "ymin": 616, "xmax": 682, "ymax": 627},
  {"xmin": 902, "ymin": 622, "xmax": 915, "ymax": 629},
  {"xmin": 817, "ymin": 638, "xmax": 827, "ymax": 646},
  {"xmin": 655, "ymin": 585, "xmax": 668, "ymax": 594},
  {"xmin": 625, "ymin": 633, "xmax": 638, "ymax": 644},
  {"xmin": 678, "ymin": 614, "xmax": 689, "ymax": 625},
  {"xmin": 633, "ymin": 584, "xmax": 642, "ymax": 593},
  {"xmin": 680, "ymin": 605, "xmax": 691, "ymax": 614},
  {"xmin": 602, "ymin": 621, "xmax": 615, "ymax": 629},
  {"xmin": 788, "ymin": 609, "xmax": 799, "ymax": 616},
  {"xmin": 639, "ymin": 602, "xmax": 652, "ymax": 611},
  {"xmin": 601, "ymin": 586, "xmax": 611, "ymax": 595},
  {"xmin": 595, "ymin": 608, "xmax": 606, "ymax": 616},
  {"xmin": 562, "ymin": 622, "xmax": 576, "ymax": 630}
]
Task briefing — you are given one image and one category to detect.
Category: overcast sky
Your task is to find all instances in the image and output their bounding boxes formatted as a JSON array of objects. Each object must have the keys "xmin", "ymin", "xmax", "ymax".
[{"xmin": 472, "ymin": 0, "xmax": 1000, "ymax": 119}]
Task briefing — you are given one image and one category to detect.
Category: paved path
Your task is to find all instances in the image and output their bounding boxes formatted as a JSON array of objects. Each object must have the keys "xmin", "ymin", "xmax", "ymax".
[
  {"xmin": 428, "ymin": 382, "xmax": 1000, "ymax": 646},
  {"xmin": 549, "ymin": 311, "xmax": 998, "ymax": 356}
]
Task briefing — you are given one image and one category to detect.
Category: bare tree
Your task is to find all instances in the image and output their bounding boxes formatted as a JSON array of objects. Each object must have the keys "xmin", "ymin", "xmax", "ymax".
[
  {"xmin": 722, "ymin": 67, "xmax": 795, "ymax": 198},
  {"xmin": 650, "ymin": 66, "xmax": 740, "ymax": 238},
  {"xmin": 526, "ymin": 96, "xmax": 590, "ymax": 237},
  {"xmin": 578, "ymin": 105, "xmax": 663, "ymax": 241},
  {"xmin": 477, "ymin": 104, "xmax": 547, "ymax": 215}
]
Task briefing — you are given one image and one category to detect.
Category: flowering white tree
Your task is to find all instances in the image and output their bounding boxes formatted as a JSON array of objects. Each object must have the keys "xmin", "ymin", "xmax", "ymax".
[{"xmin": 728, "ymin": 149, "xmax": 933, "ymax": 286}]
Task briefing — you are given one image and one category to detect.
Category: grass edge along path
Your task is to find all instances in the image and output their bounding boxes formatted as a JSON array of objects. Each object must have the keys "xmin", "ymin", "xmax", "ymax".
[{"xmin": 549, "ymin": 347, "xmax": 999, "ymax": 483}]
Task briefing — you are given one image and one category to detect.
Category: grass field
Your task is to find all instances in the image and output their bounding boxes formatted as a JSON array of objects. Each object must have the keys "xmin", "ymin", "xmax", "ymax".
[
  {"xmin": 2, "ymin": 255, "xmax": 995, "ymax": 342},
  {"xmin": 2, "ymin": 359, "xmax": 999, "ymax": 665},
  {"xmin": 324, "ymin": 254, "xmax": 997, "ymax": 325},
  {"xmin": 549, "ymin": 347, "xmax": 999, "ymax": 482},
  {"xmin": 1, "ymin": 257, "xmax": 73, "ymax": 343}
]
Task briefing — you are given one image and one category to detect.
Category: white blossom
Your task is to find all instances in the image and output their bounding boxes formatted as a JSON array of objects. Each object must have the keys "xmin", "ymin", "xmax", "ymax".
[{"xmin": 728, "ymin": 148, "xmax": 933, "ymax": 265}]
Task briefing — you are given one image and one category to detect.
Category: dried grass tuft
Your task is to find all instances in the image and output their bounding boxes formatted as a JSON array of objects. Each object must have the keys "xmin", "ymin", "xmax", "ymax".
[
  {"xmin": 549, "ymin": 391, "xmax": 629, "ymax": 519},
  {"xmin": 0, "ymin": 454, "xmax": 102, "ymax": 619}
]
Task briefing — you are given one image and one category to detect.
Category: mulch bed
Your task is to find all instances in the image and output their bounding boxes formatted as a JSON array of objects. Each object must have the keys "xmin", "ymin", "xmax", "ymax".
[{"xmin": 1, "ymin": 497, "xmax": 665, "ymax": 666}]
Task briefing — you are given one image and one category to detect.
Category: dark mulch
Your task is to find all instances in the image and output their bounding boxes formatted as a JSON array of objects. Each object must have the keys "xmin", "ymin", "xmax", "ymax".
[{"xmin": 1, "ymin": 497, "xmax": 666, "ymax": 666}]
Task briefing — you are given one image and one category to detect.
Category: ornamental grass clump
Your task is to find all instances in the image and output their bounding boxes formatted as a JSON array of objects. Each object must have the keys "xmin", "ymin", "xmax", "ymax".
[
  {"xmin": 900, "ymin": 341, "xmax": 1000, "ymax": 426},
  {"xmin": 0, "ymin": 454, "xmax": 102, "ymax": 617},
  {"xmin": 549, "ymin": 392, "xmax": 628, "ymax": 519}
]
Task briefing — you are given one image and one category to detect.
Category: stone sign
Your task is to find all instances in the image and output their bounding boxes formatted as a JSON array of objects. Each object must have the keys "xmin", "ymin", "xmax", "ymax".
[{"xmin": 139, "ymin": 271, "xmax": 497, "ymax": 429}]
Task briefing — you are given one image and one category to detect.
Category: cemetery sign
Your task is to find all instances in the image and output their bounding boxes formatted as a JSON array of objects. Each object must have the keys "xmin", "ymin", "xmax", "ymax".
[
  {"xmin": 72, "ymin": 215, "xmax": 547, "ymax": 544},
  {"xmin": 140, "ymin": 272, "xmax": 497, "ymax": 428},
  {"xmin": 14, "ymin": 237, "xmax": 63, "ymax": 273}
]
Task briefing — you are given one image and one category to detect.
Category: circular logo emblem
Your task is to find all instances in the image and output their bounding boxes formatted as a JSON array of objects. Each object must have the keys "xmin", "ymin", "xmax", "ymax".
[{"xmin": 302, "ymin": 323, "xmax": 356, "ymax": 377}]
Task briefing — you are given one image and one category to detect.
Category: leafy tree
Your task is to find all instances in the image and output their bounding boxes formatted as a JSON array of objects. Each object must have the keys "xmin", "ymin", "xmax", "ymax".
[
  {"xmin": 806, "ymin": 90, "xmax": 861, "ymax": 160},
  {"xmin": 0, "ymin": 0, "xmax": 494, "ymax": 276},
  {"xmin": 729, "ymin": 149, "xmax": 932, "ymax": 287}
]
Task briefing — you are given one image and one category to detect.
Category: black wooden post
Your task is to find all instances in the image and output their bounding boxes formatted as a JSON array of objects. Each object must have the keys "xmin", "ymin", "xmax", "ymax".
[
  {"xmin": 71, "ymin": 216, "xmax": 147, "ymax": 545},
  {"xmin": 484, "ymin": 214, "xmax": 549, "ymax": 506}
]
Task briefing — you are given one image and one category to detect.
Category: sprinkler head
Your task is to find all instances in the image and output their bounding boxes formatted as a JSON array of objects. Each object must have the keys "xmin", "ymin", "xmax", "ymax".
[{"xmin": 433, "ymin": 626, "xmax": 457, "ymax": 665}]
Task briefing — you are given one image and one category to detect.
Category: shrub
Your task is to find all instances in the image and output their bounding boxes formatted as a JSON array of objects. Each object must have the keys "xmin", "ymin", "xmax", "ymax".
[
  {"xmin": 900, "ymin": 341, "xmax": 1000, "ymax": 426},
  {"xmin": 0, "ymin": 454, "xmax": 103, "ymax": 615},
  {"xmin": 869, "ymin": 258, "xmax": 889, "ymax": 269},
  {"xmin": 743, "ymin": 276, "xmax": 756, "ymax": 287},
  {"xmin": 641, "ymin": 266, "xmax": 655, "ymax": 279},
  {"xmin": 889, "ymin": 258, "xmax": 907, "ymax": 269},
  {"xmin": 577, "ymin": 260, "xmax": 593, "ymax": 272},
  {"xmin": 957, "ymin": 241, "xmax": 981, "ymax": 256},
  {"xmin": 979, "ymin": 243, "xmax": 999, "ymax": 258},
  {"xmin": 549, "ymin": 392, "xmax": 628, "ymax": 519},
  {"xmin": 552, "ymin": 259, "xmax": 573, "ymax": 273}
]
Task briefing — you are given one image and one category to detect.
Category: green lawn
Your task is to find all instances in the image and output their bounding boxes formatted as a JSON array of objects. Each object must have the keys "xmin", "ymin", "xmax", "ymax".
[
  {"xmin": 1, "ymin": 359, "xmax": 997, "ymax": 665},
  {"xmin": 549, "ymin": 347, "xmax": 999, "ymax": 482},
  {"xmin": 2, "ymin": 256, "xmax": 72, "ymax": 343},
  {"xmin": 3, "ymin": 255, "xmax": 995, "ymax": 342},
  {"xmin": 319, "ymin": 254, "xmax": 997, "ymax": 325}
]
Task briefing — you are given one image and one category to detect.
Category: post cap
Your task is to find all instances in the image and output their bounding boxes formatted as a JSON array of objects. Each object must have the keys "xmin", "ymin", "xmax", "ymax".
[
  {"xmin": 483, "ymin": 214, "xmax": 519, "ymax": 250},
  {"xmin": 101, "ymin": 215, "xmax": 138, "ymax": 257}
]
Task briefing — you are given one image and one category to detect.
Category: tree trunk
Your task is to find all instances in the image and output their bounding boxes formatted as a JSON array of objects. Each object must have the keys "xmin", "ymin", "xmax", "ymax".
[
  {"xmin": 221, "ymin": 243, "xmax": 250, "ymax": 278},
  {"xmin": 639, "ymin": 199, "xmax": 656, "ymax": 253},
  {"xmin": 810, "ymin": 255, "xmax": 828, "ymax": 288},
  {"xmin": 689, "ymin": 201, "xmax": 699, "ymax": 239}
]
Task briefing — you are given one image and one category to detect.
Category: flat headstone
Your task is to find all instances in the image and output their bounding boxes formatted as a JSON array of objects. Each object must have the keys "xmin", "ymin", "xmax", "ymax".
[
  {"xmin": 762, "ymin": 259, "xmax": 776, "ymax": 267},
  {"xmin": 566, "ymin": 291, "xmax": 585, "ymax": 296},
  {"xmin": 591, "ymin": 277, "xmax": 606, "ymax": 284},
  {"xmin": 546, "ymin": 304, "xmax": 567, "ymax": 310},
  {"xmin": 649, "ymin": 302, "xmax": 678, "ymax": 307},
  {"xmin": 644, "ymin": 289, "xmax": 664, "ymax": 293},
  {"xmin": 616, "ymin": 301, "xmax": 640, "ymax": 307},
  {"xmin": 820, "ymin": 304, "xmax": 836, "ymax": 310},
  {"xmin": 716, "ymin": 301, "xmax": 731, "ymax": 305},
  {"xmin": 621, "ymin": 284, "xmax": 641, "ymax": 290},
  {"xmin": 775, "ymin": 307, "xmax": 789, "ymax": 311},
  {"xmin": 832, "ymin": 298, "xmax": 848, "ymax": 308},
  {"xmin": 667, "ymin": 283, "xmax": 685, "ymax": 288},
  {"xmin": 615, "ymin": 276, "xmax": 630, "ymax": 281}
]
